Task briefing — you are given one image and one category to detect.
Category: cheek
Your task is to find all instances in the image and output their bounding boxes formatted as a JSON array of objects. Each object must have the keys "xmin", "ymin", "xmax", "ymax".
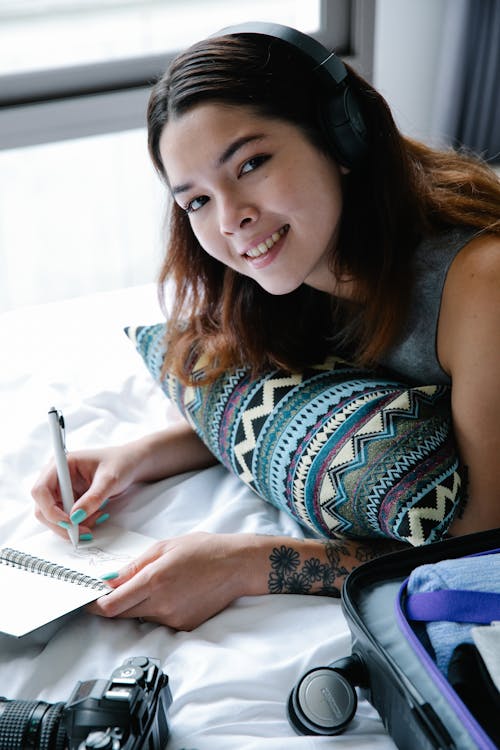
[
  {"xmin": 188, "ymin": 218, "xmax": 213, "ymax": 253},
  {"xmin": 310, "ymin": 171, "xmax": 343, "ymax": 226},
  {"xmin": 190, "ymin": 221, "xmax": 230, "ymax": 264},
  {"xmin": 282, "ymin": 156, "xmax": 342, "ymax": 223},
  {"xmin": 291, "ymin": 182, "xmax": 342, "ymax": 237}
]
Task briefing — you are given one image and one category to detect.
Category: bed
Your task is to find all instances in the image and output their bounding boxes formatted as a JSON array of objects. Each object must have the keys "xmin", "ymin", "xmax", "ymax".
[{"xmin": 0, "ymin": 282, "xmax": 396, "ymax": 749}]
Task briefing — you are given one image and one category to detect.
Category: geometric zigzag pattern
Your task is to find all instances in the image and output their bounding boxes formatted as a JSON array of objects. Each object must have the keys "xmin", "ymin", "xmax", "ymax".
[{"xmin": 126, "ymin": 323, "xmax": 467, "ymax": 546}]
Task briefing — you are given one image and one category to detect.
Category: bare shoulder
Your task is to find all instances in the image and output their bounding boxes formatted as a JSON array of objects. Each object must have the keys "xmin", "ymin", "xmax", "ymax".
[
  {"xmin": 446, "ymin": 231, "xmax": 500, "ymax": 286},
  {"xmin": 438, "ymin": 231, "xmax": 500, "ymax": 375},
  {"xmin": 438, "ymin": 231, "xmax": 500, "ymax": 535}
]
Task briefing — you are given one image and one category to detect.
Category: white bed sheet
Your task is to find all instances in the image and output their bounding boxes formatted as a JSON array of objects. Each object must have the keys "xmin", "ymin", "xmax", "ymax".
[{"xmin": 0, "ymin": 283, "xmax": 396, "ymax": 749}]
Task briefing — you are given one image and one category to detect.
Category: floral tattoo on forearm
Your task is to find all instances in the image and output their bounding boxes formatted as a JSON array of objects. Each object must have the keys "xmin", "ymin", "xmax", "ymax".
[
  {"xmin": 267, "ymin": 539, "xmax": 403, "ymax": 596},
  {"xmin": 268, "ymin": 542, "xmax": 347, "ymax": 596}
]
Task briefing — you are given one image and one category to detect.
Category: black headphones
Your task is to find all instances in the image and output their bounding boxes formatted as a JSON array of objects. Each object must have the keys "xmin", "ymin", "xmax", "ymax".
[
  {"xmin": 213, "ymin": 22, "xmax": 369, "ymax": 169},
  {"xmin": 287, "ymin": 655, "xmax": 365, "ymax": 736}
]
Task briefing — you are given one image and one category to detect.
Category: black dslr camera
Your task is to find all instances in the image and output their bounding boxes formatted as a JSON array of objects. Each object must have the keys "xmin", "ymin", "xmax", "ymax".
[{"xmin": 0, "ymin": 656, "xmax": 171, "ymax": 750}]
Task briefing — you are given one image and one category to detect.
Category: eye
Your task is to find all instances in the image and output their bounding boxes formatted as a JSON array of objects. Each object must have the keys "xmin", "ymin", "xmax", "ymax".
[
  {"xmin": 184, "ymin": 195, "xmax": 209, "ymax": 214},
  {"xmin": 239, "ymin": 154, "xmax": 270, "ymax": 176}
]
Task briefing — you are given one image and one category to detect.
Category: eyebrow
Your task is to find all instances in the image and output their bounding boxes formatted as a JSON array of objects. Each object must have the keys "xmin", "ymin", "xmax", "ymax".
[
  {"xmin": 217, "ymin": 133, "xmax": 264, "ymax": 166},
  {"xmin": 171, "ymin": 133, "xmax": 265, "ymax": 196}
]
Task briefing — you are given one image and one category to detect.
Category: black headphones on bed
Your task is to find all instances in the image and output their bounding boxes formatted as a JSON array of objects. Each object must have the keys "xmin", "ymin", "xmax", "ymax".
[
  {"xmin": 213, "ymin": 22, "xmax": 369, "ymax": 169},
  {"xmin": 287, "ymin": 655, "xmax": 363, "ymax": 736}
]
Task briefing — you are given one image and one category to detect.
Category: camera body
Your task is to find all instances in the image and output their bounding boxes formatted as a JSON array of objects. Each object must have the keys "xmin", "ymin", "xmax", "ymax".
[
  {"xmin": 64, "ymin": 656, "xmax": 171, "ymax": 750},
  {"xmin": 0, "ymin": 656, "xmax": 172, "ymax": 750}
]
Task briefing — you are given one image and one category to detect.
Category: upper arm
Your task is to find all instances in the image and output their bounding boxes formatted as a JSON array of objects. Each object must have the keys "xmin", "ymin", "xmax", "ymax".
[{"xmin": 437, "ymin": 233, "xmax": 500, "ymax": 534}]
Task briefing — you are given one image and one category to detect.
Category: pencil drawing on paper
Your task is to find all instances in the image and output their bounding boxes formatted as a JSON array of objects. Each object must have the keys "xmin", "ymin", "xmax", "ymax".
[{"xmin": 70, "ymin": 545, "xmax": 131, "ymax": 568}]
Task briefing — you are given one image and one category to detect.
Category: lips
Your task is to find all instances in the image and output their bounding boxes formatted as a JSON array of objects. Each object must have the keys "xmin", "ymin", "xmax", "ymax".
[{"xmin": 242, "ymin": 225, "xmax": 289, "ymax": 259}]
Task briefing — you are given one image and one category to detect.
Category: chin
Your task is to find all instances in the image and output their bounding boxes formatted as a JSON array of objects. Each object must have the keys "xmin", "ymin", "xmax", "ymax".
[{"xmin": 257, "ymin": 278, "xmax": 303, "ymax": 296}]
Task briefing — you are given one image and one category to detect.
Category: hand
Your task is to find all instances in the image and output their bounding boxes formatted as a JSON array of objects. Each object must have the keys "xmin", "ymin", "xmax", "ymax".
[
  {"xmin": 31, "ymin": 445, "xmax": 141, "ymax": 539},
  {"xmin": 88, "ymin": 532, "xmax": 253, "ymax": 631}
]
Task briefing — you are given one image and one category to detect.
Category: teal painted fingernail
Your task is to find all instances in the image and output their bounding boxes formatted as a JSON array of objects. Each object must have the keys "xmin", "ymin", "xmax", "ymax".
[
  {"xmin": 79, "ymin": 532, "xmax": 93, "ymax": 542},
  {"xmin": 99, "ymin": 499, "xmax": 110, "ymax": 509},
  {"xmin": 95, "ymin": 512, "xmax": 110, "ymax": 525},
  {"xmin": 57, "ymin": 521, "xmax": 71, "ymax": 529},
  {"xmin": 101, "ymin": 571, "xmax": 119, "ymax": 581},
  {"xmin": 70, "ymin": 509, "xmax": 87, "ymax": 525}
]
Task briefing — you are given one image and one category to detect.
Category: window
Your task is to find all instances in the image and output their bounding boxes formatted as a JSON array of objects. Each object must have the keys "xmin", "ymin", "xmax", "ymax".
[
  {"xmin": 0, "ymin": 0, "xmax": 374, "ymax": 148},
  {"xmin": 1, "ymin": 0, "xmax": 327, "ymax": 147},
  {"xmin": 0, "ymin": 129, "xmax": 164, "ymax": 311},
  {"xmin": 0, "ymin": 0, "xmax": 321, "ymax": 74}
]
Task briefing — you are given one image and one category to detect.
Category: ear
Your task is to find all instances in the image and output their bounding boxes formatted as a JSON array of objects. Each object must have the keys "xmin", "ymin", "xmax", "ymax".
[{"xmin": 340, "ymin": 165, "xmax": 350, "ymax": 175}]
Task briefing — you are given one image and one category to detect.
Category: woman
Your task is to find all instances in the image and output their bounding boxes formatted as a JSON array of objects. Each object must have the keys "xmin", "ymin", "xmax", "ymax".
[{"xmin": 32, "ymin": 25, "xmax": 500, "ymax": 631}]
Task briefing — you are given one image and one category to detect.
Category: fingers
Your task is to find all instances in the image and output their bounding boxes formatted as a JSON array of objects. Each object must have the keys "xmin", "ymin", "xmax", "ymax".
[
  {"xmin": 31, "ymin": 463, "xmax": 84, "ymax": 536},
  {"xmin": 88, "ymin": 579, "xmax": 149, "ymax": 619},
  {"xmin": 71, "ymin": 470, "xmax": 116, "ymax": 520},
  {"xmin": 101, "ymin": 540, "xmax": 167, "ymax": 593},
  {"xmin": 31, "ymin": 462, "xmax": 63, "ymax": 523},
  {"xmin": 88, "ymin": 543, "xmax": 166, "ymax": 619},
  {"xmin": 31, "ymin": 450, "xmax": 121, "ymax": 538},
  {"xmin": 105, "ymin": 540, "xmax": 165, "ymax": 586},
  {"xmin": 33, "ymin": 503, "xmax": 95, "ymax": 542},
  {"xmin": 67, "ymin": 498, "xmax": 112, "ymax": 535},
  {"xmin": 53, "ymin": 497, "xmax": 111, "ymax": 542},
  {"xmin": 88, "ymin": 567, "xmax": 151, "ymax": 619},
  {"xmin": 31, "ymin": 464, "xmax": 96, "ymax": 537}
]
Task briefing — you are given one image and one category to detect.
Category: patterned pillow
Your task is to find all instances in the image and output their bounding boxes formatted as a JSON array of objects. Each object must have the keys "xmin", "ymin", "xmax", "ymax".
[{"xmin": 125, "ymin": 323, "xmax": 466, "ymax": 546}]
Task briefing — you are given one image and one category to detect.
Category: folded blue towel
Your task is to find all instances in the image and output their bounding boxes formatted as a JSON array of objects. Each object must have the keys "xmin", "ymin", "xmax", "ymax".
[{"xmin": 407, "ymin": 552, "xmax": 500, "ymax": 674}]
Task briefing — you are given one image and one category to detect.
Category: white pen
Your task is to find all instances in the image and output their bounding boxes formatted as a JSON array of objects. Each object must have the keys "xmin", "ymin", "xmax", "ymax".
[{"xmin": 48, "ymin": 407, "xmax": 79, "ymax": 548}]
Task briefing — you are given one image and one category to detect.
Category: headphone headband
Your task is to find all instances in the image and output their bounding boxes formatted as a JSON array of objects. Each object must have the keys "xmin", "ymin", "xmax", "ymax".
[
  {"xmin": 211, "ymin": 21, "xmax": 368, "ymax": 168},
  {"xmin": 215, "ymin": 22, "xmax": 349, "ymax": 87}
]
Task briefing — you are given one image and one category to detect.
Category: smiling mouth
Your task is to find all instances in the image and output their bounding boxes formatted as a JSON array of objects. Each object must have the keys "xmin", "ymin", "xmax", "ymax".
[{"xmin": 244, "ymin": 225, "xmax": 289, "ymax": 258}]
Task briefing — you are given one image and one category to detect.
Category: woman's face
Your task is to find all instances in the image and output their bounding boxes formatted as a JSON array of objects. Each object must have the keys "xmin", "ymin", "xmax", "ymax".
[{"xmin": 160, "ymin": 103, "xmax": 346, "ymax": 296}]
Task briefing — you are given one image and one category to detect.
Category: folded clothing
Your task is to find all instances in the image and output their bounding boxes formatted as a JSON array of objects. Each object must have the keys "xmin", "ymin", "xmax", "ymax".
[
  {"xmin": 472, "ymin": 623, "xmax": 500, "ymax": 693},
  {"xmin": 406, "ymin": 552, "xmax": 500, "ymax": 674}
]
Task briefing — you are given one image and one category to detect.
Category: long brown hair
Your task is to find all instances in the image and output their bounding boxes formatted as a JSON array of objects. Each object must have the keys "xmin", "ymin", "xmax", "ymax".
[{"xmin": 147, "ymin": 33, "xmax": 500, "ymax": 384}]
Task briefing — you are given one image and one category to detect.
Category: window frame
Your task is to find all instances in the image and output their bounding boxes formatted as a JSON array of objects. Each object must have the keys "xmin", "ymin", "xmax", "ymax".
[{"xmin": 0, "ymin": 0, "xmax": 375, "ymax": 149}]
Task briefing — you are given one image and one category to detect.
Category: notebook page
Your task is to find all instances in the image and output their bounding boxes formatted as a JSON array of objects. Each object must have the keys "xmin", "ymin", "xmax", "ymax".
[
  {"xmin": 0, "ymin": 564, "xmax": 107, "ymax": 637},
  {"xmin": 11, "ymin": 524, "xmax": 154, "ymax": 579},
  {"xmin": 0, "ymin": 525, "xmax": 154, "ymax": 637}
]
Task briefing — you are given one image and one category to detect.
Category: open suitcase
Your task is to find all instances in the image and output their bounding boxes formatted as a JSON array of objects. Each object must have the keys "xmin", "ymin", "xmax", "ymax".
[{"xmin": 288, "ymin": 528, "xmax": 500, "ymax": 749}]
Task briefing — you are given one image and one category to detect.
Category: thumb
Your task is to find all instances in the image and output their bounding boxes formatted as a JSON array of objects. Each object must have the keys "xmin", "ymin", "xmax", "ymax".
[{"xmin": 72, "ymin": 469, "xmax": 121, "ymax": 520}]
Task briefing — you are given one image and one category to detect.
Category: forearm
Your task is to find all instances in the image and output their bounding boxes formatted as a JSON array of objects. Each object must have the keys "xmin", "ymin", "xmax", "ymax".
[
  {"xmin": 129, "ymin": 420, "xmax": 218, "ymax": 484},
  {"xmin": 241, "ymin": 534, "xmax": 406, "ymax": 597}
]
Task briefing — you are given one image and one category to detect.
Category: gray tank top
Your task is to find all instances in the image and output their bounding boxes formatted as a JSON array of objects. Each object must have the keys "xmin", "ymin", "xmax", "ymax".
[{"xmin": 379, "ymin": 227, "xmax": 478, "ymax": 385}]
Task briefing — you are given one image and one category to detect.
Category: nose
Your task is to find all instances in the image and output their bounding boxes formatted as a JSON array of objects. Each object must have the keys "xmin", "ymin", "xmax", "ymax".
[{"xmin": 218, "ymin": 192, "xmax": 258, "ymax": 235}]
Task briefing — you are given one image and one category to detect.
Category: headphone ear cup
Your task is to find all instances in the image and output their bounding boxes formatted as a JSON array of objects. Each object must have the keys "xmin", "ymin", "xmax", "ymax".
[
  {"xmin": 214, "ymin": 22, "xmax": 369, "ymax": 169},
  {"xmin": 319, "ymin": 84, "xmax": 368, "ymax": 169},
  {"xmin": 287, "ymin": 666, "xmax": 357, "ymax": 736}
]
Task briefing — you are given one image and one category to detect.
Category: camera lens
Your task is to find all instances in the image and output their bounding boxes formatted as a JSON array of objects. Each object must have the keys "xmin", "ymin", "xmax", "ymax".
[{"xmin": 0, "ymin": 698, "xmax": 67, "ymax": 750}]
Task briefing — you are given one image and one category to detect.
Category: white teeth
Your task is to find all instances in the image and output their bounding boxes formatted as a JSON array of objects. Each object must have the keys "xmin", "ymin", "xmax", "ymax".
[{"xmin": 245, "ymin": 226, "xmax": 288, "ymax": 259}]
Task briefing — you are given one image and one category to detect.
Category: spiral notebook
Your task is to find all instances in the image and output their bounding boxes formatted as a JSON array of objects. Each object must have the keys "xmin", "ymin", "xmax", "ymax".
[{"xmin": 0, "ymin": 525, "xmax": 154, "ymax": 637}]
